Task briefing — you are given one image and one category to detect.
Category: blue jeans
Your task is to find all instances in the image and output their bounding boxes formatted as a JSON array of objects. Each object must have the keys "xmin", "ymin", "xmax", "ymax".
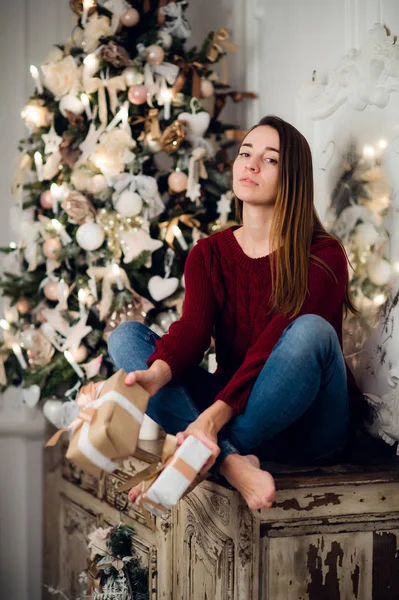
[{"xmin": 107, "ymin": 314, "xmax": 350, "ymax": 475}]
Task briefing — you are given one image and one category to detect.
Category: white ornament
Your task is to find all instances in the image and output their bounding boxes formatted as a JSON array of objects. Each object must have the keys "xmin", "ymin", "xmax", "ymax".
[
  {"xmin": 59, "ymin": 95, "xmax": 85, "ymax": 117},
  {"xmin": 89, "ymin": 174, "xmax": 108, "ymax": 194},
  {"xmin": 178, "ymin": 111, "xmax": 210, "ymax": 139},
  {"xmin": 148, "ymin": 275, "xmax": 179, "ymax": 301},
  {"xmin": 42, "ymin": 398, "xmax": 64, "ymax": 427},
  {"xmin": 354, "ymin": 222, "xmax": 379, "ymax": 248},
  {"xmin": 22, "ymin": 385, "xmax": 41, "ymax": 408},
  {"xmin": 217, "ymin": 191, "xmax": 233, "ymax": 225},
  {"xmin": 42, "ymin": 124, "xmax": 63, "ymax": 155},
  {"xmin": 368, "ymin": 258, "xmax": 392, "ymax": 286},
  {"xmin": 76, "ymin": 222, "xmax": 105, "ymax": 251},
  {"xmin": 120, "ymin": 228, "xmax": 163, "ymax": 263},
  {"xmin": 157, "ymin": 31, "xmax": 173, "ymax": 49},
  {"xmin": 114, "ymin": 189, "xmax": 143, "ymax": 217}
]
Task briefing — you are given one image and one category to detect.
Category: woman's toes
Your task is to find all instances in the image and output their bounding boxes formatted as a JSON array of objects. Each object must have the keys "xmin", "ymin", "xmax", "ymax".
[{"xmin": 128, "ymin": 483, "xmax": 142, "ymax": 503}]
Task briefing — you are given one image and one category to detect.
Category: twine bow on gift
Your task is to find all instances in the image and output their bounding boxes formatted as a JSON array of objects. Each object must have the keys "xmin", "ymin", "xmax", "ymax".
[
  {"xmin": 46, "ymin": 381, "xmax": 103, "ymax": 447},
  {"xmin": 84, "ymin": 74, "xmax": 126, "ymax": 127},
  {"xmin": 159, "ymin": 214, "xmax": 201, "ymax": 248},
  {"xmin": 118, "ymin": 434, "xmax": 200, "ymax": 531},
  {"xmin": 206, "ymin": 28, "xmax": 238, "ymax": 85}
]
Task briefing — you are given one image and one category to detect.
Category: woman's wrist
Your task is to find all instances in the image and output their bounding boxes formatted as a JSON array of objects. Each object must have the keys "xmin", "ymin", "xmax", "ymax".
[
  {"xmin": 200, "ymin": 400, "xmax": 235, "ymax": 433},
  {"xmin": 151, "ymin": 359, "xmax": 172, "ymax": 386}
]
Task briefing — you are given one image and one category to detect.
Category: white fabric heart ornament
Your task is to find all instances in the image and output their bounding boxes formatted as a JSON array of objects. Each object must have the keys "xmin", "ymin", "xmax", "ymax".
[
  {"xmin": 178, "ymin": 111, "xmax": 210, "ymax": 138},
  {"xmin": 42, "ymin": 398, "xmax": 64, "ymax": 427},
  {"xmin": 22, "ymin": 385, "xmax": 41, "ymax": 408},
  {"xmin": 148, "ymin": 276, "xmax": 179, "ymax": 301}
]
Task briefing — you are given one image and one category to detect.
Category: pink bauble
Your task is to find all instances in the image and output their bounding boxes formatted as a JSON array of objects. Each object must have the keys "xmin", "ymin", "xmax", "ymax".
[
  {"xmin": 16, "ymin": 298, "xmax": 31, "ymax": 315},
  {"xmin": 43, "ymin": 237, "xmax": 62, "ymax": 260},
  {"xmin": 120, "ymin": 7, "xmax": 140, "ymax": 27},
  {"xmin": 128, "ymin": 84, "xmax": 148, "ymax": 105},
  {"xmin": 146, "ymin": 44, "xmax": 165, "ymax": 65},
  {"xmin": 70, "ymin": 344, "xmax": 88, "ymax": 364},
  {"xmin": 168, "ymin": 171, "xmax": 188, "ymax": 193},
  {"xmin": 40, "ymin": 190, "xmax": 54, "ymax": 210},
  {"xmin": 43, "ymin": 281, "xmax": 59, "ymax": 301},
  {"xmin": 200, "ymin": 79, "xmax": 214, "ymax": 98}
]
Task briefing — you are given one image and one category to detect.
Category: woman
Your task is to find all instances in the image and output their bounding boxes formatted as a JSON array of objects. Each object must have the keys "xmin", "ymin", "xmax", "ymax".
[{"xmin": 108, "ymin": 115, "xmax": 364, "ymax": 511}]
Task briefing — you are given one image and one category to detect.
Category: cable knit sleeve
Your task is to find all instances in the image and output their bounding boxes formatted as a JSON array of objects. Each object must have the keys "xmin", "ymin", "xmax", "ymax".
[
  {"xmin": 146, "ymin": 241, "xmax": 217, "ymax": 379},
  {"xmin": 215, "ymin": 242, "xmax": 348, "ymax": 414}
]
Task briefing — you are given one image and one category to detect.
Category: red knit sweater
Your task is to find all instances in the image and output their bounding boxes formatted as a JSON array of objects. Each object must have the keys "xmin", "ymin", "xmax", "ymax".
[{"xmin": 147, "ymin": 226, "xmax": 363, "ymax": 416}]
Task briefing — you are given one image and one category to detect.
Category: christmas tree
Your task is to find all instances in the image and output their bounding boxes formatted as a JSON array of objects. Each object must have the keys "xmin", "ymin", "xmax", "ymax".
[
  {"xmin": 325, "ymin": 138, "xmax": 395, "ymax": 375},
  {"xmin": 0, "ymin": 0, "xmax": 254, "ymax": 414}
]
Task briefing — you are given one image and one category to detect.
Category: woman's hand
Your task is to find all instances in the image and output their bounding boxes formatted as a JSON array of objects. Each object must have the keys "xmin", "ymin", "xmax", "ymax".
[
  {"xmin": 176, "ymin": 415, "xmax": 220, "ymax": 474},
  {"xmin": 124, "ymin": 359, "xmax": 172, "ymax": 396}
]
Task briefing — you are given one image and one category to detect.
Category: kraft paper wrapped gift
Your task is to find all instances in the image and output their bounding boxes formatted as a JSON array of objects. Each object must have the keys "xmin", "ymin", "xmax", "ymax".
[
  {"xmin": 46, "ymin": 369, "xmax": 150, "ymax": 477},
  {"xmin": 120, "ymin": 434, "xmax": 213, "ymax": 519}
]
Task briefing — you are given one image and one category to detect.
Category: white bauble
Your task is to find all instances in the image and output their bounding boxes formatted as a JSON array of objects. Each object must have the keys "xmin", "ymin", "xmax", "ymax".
[
  {"xmin": 76, "ymin": 222, "xmax": 105, "ymax": 251},
  {"xmin": 368, "ymin": 258, "xmax": 392, "ymax": 286},
  {"xmin": 89, "ymin": 174, "xmax": 108, "ymax": 194},
  {"xmin": 354, "ymin": 222, "xmax": 379, "ymax": 248},
  {"xmin": 115, "ymin": 189, "xmax": 143, "ymax": 217},
  {"xmin": 157, "ymin": 31, "xmax": 173, "ymax": 49},
  {"xmin": 123, "ymin": 66, "xmax": 144, "ymax": 87},
  {"xmin": 59, "ymin": 95, "xmax": 84, "ymax": 117},
  {"xmin": 43, "ymin": 398, "xmax": 64, "ymax": 427},
  {"xmin": 145, "ymin": 133, "xmax": 162, "ymax": 152}
]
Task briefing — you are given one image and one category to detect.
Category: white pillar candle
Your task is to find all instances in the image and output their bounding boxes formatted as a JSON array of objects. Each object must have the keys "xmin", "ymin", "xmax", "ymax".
[
  {"xmin": 112, "ymin": 263, "xmax": 124, "ymax": 291},
  {"xmin": 64, "ymin": 350, "xmax": 85, "ymax": 378},
  {"xmin": 51, "ymin": 219, "xmax": 72, "ymax": 244},
  {"xmin": 12, "ymin": 343, "xmax": 28, "ymax": 369},
  {"xmin": 81, "ymin": 93, "xmax": 92, "ymax": 120},
  {"xmin": 78, "ymin": 288, "xmax": 88, "ymax": 318},
  {"xmin": 34, "ymin": 152, "xmax": 44, "ymax": 182},
  {"xmin": 50, "ymin": 183, "xmax": 62, "ymax": 214},
  {"xmin": 82, "ymin": 0, "xmax": 94, "ymax": 27},
  {"xmin": 172, "ymin": 225, "xmax": 188, "ymax": 250},
  {"xmin": 30, "ymin": 65, "xmax": 43, "ymax": 95}
]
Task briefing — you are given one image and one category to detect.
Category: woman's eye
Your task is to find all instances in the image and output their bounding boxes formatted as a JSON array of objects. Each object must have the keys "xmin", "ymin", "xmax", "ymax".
[
  {"xmin": 238, "ymin": 152, "xmax": 250, "ymax": 158},
  {"xmin": 265, "ymin": 157, "xmax": 278, "ymax": 165}
]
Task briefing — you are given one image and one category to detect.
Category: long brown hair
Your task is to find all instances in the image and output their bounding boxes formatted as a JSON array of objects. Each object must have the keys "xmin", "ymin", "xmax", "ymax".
[{"xmin": 234, "ymin": 115, "xmax": 358, "ymax": 318}]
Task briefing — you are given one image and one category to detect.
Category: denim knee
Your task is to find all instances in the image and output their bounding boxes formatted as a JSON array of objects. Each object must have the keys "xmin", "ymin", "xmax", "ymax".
[
  {"xmin": 283, "ymin": 314, "xmax": 338, "ymax": 354},
  {"xmin": 107, "ymin": 321, "xmax": 153, "ymax": 362}
]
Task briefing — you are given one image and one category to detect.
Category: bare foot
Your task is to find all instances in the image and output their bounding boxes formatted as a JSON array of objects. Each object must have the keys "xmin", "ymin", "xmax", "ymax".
[
  {"xmin": 220, "ymin": 453, "xmax": 275, "ymax": 510},
  {"xmin": 128, "ymin": 483, "xmax": 143, "ymax": 503}
]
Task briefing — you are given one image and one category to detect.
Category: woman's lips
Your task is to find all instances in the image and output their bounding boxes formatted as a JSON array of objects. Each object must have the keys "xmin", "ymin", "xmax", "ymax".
[{"xmin": 239, "ymin": 177, "xmax": 258, "ymax": 186}]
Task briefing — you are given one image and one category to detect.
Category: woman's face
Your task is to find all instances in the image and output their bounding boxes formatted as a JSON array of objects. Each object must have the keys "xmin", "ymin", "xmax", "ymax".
[{"xmin": 233, "ymin": 125, "xmax": 280, "ymax": 207}]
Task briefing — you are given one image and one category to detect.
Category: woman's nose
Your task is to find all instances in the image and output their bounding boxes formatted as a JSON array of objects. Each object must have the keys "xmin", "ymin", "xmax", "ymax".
[{"xmin": 245, "ymin": 160, "xmax": 259, "ymax": 173}]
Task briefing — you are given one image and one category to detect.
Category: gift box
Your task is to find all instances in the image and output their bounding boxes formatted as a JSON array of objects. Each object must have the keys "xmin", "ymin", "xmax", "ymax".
[
  {"xmin": 46, "ymin": 369, "xmax": 150, "ymax": 477},
  {"xmin": 120, "ymin": 434, "xmax": 212, "ymax": 519}
]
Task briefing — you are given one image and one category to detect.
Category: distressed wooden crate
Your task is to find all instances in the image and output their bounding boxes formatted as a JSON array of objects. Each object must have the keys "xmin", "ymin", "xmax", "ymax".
[{"xmin": 44, "ymin": 436, "xmax": 399, "ymax": 600}]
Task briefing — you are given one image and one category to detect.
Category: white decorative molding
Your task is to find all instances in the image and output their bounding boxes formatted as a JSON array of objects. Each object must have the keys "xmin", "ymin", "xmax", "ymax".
[{"xmin": 298, "ymin": 23, "xmax": 399, "ymax": 124}]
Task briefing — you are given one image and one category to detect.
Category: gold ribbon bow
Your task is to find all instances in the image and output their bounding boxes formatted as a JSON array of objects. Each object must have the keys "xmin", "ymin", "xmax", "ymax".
[
  {"xmin": 159, "ymin": 214, "xmax": 201, "ymax": 248},
  {"xmin": 130, "ymin": 108, "xmax": 161, "ymax": 140},
  {"xmin": 119, "ymin": 435, "xmax": 201, "ymax": 531},
  {"xmin": 206, "ymin": 28, "xmax": 238, "ymax": 85},
  {"xmin": 46, "ymin": 381, "xmax": 101, "ymax": 447},
  {"xmin": 84, "ymin": 75, "xmax": 126, "ymax": 126}
]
